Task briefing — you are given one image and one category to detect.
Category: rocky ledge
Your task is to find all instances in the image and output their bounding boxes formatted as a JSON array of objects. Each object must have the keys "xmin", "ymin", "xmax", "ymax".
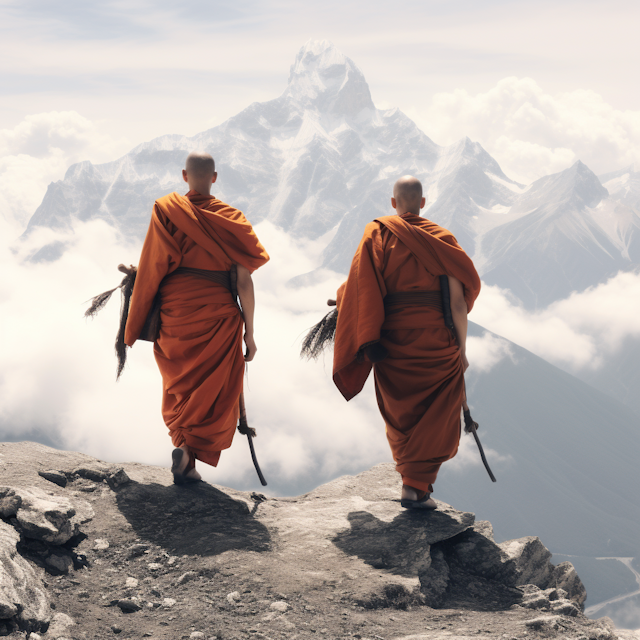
[{"xmin": 0, "ymin": 441, "xmax": 636, "ymax": 640}]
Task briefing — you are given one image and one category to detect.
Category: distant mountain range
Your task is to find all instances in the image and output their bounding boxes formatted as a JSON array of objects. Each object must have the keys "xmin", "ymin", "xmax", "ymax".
[
  {"xmin": 15, "ymin": 41, "xmax": 640, "ymax": 621},
  {"xmin": 26, "ymin": 40, "xmax": 640, "ymax": 311}
]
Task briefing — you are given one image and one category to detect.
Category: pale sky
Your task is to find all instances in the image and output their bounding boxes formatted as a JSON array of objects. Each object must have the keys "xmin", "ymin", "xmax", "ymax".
[{"xmin": 2, "ymin": 0, "xmax": 639, "ymax": 160}]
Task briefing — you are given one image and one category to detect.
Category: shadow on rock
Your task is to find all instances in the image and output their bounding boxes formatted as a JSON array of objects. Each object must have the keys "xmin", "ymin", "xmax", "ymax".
[
  {"xmin": 332, "ymin": 509, "xmax": 467, "ymax": 577},
  {"xmin": 115, "ymin": 481, "xmax": 270, "ymax": 556}
]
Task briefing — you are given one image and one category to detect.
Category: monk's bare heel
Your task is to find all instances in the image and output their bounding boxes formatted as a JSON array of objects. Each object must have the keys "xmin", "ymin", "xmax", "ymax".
[{"xmin": 401, "ymin": 494, "xmax": 437, "ymax": 510}]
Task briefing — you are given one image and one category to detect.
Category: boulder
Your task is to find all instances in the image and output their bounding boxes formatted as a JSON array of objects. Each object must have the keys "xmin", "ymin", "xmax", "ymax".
[
  {"xmin": 12, "ymin": 487, "xmax": 93, "ymax": 545},
  {"xmin": 37, "ymin": 470, "xmax": 67, "ymax": 488},
  {"xmin": 446, "ymin": 528, "xmax": 519, "ymax": 586},
  {"xmin": 499, "ymin": 536, "xmax": 586, "ymax": 607},
  {"xmin": 499, "ymin": 536, "xmax": 553, "ymax": 587},
  {"xmin": 418, "ymin": 546, "xmax": 450, "ymax": 607},
  {"xmin": 0, "ymin": 520, "xmax": 50, "ymax": 631},
  {"xmin": 0, "ymin": 487, "xmax": 21, "ymax": 518},
  {"xmin": 549, "ymin": 561, "xmax": 587, "ymax": 607}
]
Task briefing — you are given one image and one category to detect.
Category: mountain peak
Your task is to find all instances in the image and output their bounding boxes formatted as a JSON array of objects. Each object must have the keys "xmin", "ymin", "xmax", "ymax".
[{"xmin": 285, "ymin": 40, "xmax": 374, "ymax": 117}]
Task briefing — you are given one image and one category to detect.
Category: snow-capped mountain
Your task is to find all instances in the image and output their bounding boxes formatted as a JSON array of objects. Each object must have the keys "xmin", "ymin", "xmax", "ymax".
[
  {"xmin": 26, "ymin": 40, "xmax": 640, "ymax": 309},
  {"xmin": 476, "ymin": 161, "xmax": 640, "ymax": 308}
]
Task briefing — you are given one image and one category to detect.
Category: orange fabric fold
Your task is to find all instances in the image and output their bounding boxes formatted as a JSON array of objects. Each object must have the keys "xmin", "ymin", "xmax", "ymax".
[
  {"xmin": 124, "ymin": 191, "xmax": 269, "ymax": 466},
  {"xmin": 333, "ymin": 212, "xmax": 480, "ymax": 489}
]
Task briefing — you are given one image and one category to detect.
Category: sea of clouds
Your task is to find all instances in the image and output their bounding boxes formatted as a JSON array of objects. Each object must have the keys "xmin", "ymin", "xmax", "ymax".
[{"xmin": 1, "ymin": 100, "xmax": 640, "ymax": 497}]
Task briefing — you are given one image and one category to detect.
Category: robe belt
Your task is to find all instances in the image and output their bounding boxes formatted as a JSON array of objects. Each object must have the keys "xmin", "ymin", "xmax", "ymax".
[
  {"xmin": 165, "ymin": 266, "xmax": 232, "ymax": 291},
  {"xmin": 383, "ymin": 290, "xmax": 442, "ymax": 313}
]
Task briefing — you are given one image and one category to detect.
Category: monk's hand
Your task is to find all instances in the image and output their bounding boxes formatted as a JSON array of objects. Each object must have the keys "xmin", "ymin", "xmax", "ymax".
[
  {"xmin": 244, "ymin": 333, "xmax": 257, "ymax": 362},
  {"xmin": 461, "ymin": 352, "xmax": 469, "ymax": 372}
]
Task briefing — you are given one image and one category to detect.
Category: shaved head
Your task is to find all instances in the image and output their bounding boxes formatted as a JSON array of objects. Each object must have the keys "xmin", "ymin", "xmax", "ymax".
[
  {"xmin": 392, "ymin": 175, "xmax": 424, "ymax": 215},
  {"xmin": 185, "ymin": 151, "xmax": 215, "ymax": 178}
]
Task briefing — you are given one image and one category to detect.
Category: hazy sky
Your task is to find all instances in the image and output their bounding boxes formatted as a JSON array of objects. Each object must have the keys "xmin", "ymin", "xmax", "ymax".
[{"xmin": 2, "ymin": 0, "xmax": 639, "ymax": 165}]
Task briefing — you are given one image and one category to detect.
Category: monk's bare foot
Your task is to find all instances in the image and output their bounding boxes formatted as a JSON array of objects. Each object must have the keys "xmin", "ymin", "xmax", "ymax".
[
  {"xmin": 171, "ymin": 447, "xmax": 190, "ymax": 475},
  {"xmin": 184, "ymin": 467, "xmax": 202, "ymax": 482},
  {"xmin": 400, "ymin": 485, "xmax": 437, "ymax": 510},
  {"xmin": 401, "ymin": 485, "xmax": 420, "ymax": 501}
]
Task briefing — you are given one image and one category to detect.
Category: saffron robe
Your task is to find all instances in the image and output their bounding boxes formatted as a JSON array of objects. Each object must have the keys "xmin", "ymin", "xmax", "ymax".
[
  {"xmin": 333, "ymin": 212, "xmax": 480, "ymax": 492},
  {"xmin": 124, "ymin": 191, "xmax": 269, "ymax": 466}
]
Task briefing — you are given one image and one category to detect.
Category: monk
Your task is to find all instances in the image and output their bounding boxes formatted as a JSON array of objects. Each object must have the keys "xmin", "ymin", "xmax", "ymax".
[
  {"xmin": 124, "ymin": 152, "xmax": 269, "ymax": 484},
  {"xmin": 333, "ymin": 176, "xmax": 480, "ymax": 509}
]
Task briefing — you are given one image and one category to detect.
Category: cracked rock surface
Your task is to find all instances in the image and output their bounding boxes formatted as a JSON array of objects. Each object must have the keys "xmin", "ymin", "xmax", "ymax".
[{"xmin": 0, "ymin": 441, "xmax": 635, "ymax": 640}]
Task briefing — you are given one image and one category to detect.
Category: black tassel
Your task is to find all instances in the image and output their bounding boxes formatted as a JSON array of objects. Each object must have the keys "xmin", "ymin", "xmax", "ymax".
[
  {"xmin": 300, "ymin": 307, "xmax": 338, "ymax": 360},
  {"xmin": 84, "ymin": 287, "xmax": 119, "ymax": 318},
  {"xmin": 115, "ymin": 269, "xmax": 136, "ymax": 380},
  {"xmin": 84, "ymin": 264, "xmax": 137, "ymax": 380}
]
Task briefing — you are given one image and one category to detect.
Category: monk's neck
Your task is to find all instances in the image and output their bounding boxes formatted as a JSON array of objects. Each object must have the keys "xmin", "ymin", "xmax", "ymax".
[{"xmin": 186, "ymin": 187, "xmax": 212, "ymax": 197}]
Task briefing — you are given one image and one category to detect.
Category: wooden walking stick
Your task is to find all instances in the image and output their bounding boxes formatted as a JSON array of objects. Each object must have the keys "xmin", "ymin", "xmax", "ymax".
[
  {"xmin": 237, "ymin": 392, "xmax": 267, "ymax": 486},
  {"xmin": 439, "ymin": 275, "xmax": 497, "ymax": 483},
  {"xmin": 230, "ymin": 264, "xmax": 267, "ymax": 486}
]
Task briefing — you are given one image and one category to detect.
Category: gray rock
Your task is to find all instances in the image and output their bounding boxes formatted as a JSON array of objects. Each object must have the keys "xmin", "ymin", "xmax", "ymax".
[
  {"xmin": 45, "ymin": 553, "xmax": 74, "ymax": 574},
  {"xmin": 0, "ymin": 487, "xmax": 21, "ymax": 518},
  {"xmin": 117, "ymin": 599, "xmax": 142, "ymax": 613},
  {"xmin": 13, "ymin": 488, "xmax": 80, "ymax": 544},
  {"xmin": 47, "ymin": 612, "xmax": 75, "ymax": 637},
  {"xmin": 37, "ymin": 470, "xmax": 67, "ymax": 488},
  {"xmin": 73, "ymin": 467, "xmax": 108, "ymax": 483},
  {"xmin": 549, "ymin": 561, "xmax": 587, "ymax": 607},
  {"xmin": 551, "ymin": 599, "xmax": 580, "ymax": 616},
  {"xmin": 524, "ymin": 615, "xmax": 562, "ymax": 630},
  {"xmin": 473, "ymin": 520, "xmax": 495, "ymax": 541},
  {"xmin": 499, "ymin": 536, "xmax": 553, "ymax": 587},
  {"xmin": 107, "ymin": 468, "xmax": 130, "ymax": 489},
  {"xmin": 521, "ymin": 592, "xmax": 550, "ymax": 610},
  {"xmin": 176, "ymin": 571, "xmax": 197, "ymax": 585},
  {"xmin": 418, "ymin": 546, "xmax": 449, "ymax": 607},
  {"xmin": 126, "ymin": 542, "xmax": 149, "ymax": 558},
  {"xmin": 449, "ymin": 529, "xmax": 518, "ymax": 586},
  {"xmin": 0, "ymin": 520, "xmax": 50, "ymax": 630}
]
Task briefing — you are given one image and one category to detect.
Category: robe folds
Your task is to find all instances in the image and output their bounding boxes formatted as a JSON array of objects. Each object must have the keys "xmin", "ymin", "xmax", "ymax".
[
  {"xmin": 333, "ymin": 212, "xmax": 480, "ymax": 492},
  {"xmin": 124, "ymin": 191, "xmax": 269, "ymax": 467}
]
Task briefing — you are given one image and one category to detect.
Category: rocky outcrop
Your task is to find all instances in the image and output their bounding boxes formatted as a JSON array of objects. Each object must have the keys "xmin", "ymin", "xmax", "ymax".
[
  {"xmin": 0, "ymin": 442, "xmax": 627, "ymax": 640},
  {"xmin": 0, "ymin": 520, "xmax": 49, "ymax": 635}
]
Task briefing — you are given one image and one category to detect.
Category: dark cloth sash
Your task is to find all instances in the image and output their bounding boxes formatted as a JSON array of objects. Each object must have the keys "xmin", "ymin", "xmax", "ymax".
[
  {"xmin": 383, "ymin": 290, "xmax": 442, "ymax": 314},
  {"xmin": 165, "ymin": 266, "xmax": 232, "ymax": 291}
]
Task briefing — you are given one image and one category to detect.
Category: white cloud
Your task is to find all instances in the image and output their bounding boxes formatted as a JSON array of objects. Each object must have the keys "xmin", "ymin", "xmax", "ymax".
[
  {"xmin": 0, "ymin": 219, "xmax": 392, "ymax": 495},
  {"xmin": 470, "ymin": 271, "xmax": 640, "ymax": 372},
  {"xmin": 0, "ymin": 112, "xmax": 128, "ymax": 228},
  {"xmin": 411, "ymin": 77, "xmax": 640, "ymax": 183},
  {"xmin": 467, "ymin": 332, "xmax": 514, "ymax": 373}
]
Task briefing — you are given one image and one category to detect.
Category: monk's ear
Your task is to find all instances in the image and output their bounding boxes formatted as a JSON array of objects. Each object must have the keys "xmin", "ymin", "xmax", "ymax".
[
  {"xmin": 182, "ymin": 169, "xmax": 188, "ymax": 183},
  {"xmin": 420, "ymin": 196, "xmax": 426, "ymax": 209},
  {"xmin": 391, "ymin": 197, "xmax": 397, "ymax": 210},
  {"xmin": 211, "ymin": 172, "xmax": 218, "ymax": 185}
]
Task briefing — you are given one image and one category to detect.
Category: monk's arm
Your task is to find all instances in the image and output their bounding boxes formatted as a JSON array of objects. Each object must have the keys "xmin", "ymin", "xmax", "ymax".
[
  {"xmin": 448, "ymin": 275, "xmax": 469, "ymax": 372},
  {"xmin": 236, "ymin": 264, "xmax": 257, "ymax": 362}
]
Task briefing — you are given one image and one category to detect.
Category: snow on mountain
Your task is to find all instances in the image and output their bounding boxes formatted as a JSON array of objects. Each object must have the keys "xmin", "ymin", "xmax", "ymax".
[
  {"xmin": 24, "ymin": 40, "xmax": 640, "ymax": 307},
  {"xmin": 476, "ymin": 161, "xmax": 639, "ymax": 308},
  {"xmin": 27, "ymin": 40, "xmax": 444, "ymax": 249},
  {"xmin": 25, "ymin": 40, "xmax": 521, "ymax": 273}
]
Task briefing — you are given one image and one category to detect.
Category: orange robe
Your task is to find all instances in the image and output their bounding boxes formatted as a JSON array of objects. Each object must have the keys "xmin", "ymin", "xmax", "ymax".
[
  {"xmin": 333, "ymin": 212, "xmax": 480, "ymax": 493},
  {"xmin": 124, "ymin": 191, "xmax": 269, "ymax": 466}
]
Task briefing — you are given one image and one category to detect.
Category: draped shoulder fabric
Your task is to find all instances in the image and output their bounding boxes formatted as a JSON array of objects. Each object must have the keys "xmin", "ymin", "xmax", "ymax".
[
  {"xmin": 124, "ymin": 191, "xmax": 269, "ymax": 467},
  {"xmin": 332, "ymin": 212, "xmax": 480, "ymax": 492}
]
